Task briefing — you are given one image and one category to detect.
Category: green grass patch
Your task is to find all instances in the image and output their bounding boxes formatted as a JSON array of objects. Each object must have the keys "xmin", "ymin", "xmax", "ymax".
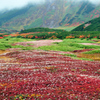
[
  {"xmin": 37, "ymin": 44, "xmax": 82, "ymax": 52},
  {"xmin": 0, "ymin": 43, "xmax": 11, "ymax": 50},
  {"xmin": 0, "ymin": 36, "xmax": 33, "ymax": 44},
  {"xmin": 61, "ymin": 54, "xmax": 77, "ymax": 57},
  {"xmin": 27, "ymin": 43, "xmax": 34, "ymax": 46},
  {"xmin": 0, "ymin": 37, "xmax": 34, "ymax": 50},
  {"xmin": 83, "ymin": 49, "xmax": 100, "ymax": 54},
  {"xmin": 36, "ymin": 39, "xmax": 100, "ymax": 52}
]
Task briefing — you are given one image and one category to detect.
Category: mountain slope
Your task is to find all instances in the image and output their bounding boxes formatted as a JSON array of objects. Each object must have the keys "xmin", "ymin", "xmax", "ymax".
[
  {"xmin": 0, "ymin": 0, "xmax": 100, "ymax": 30},
  {"xmin": 72, "ymin": 17, "xmax": 100, "ymax": 31}
]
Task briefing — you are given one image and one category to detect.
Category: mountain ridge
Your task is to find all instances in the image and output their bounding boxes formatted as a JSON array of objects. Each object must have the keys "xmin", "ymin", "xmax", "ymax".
[
  {"xmin": 72, "ymin": 16, "xmax": 100, "ymax": 31},
  {"xmin": 0, "ymin": 0, "xmax": 100, "ymax": 30}
]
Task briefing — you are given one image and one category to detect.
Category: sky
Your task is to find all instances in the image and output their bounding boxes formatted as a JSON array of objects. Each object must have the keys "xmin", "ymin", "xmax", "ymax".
[
  {"xmin": 0, "ymin": 0, "xmax": 45, "ymax": 11},
  {"xmin": 0, "ymin": 0, "xmax": 100, "ymax": 11}
]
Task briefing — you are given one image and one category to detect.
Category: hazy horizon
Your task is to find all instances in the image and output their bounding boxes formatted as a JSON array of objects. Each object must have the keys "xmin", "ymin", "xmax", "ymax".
[{"xmin": 0, "ymin": 0, "xmax": 100, "ymax": 11}]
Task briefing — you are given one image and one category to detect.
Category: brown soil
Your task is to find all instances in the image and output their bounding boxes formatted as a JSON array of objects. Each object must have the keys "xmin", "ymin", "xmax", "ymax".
[
  {"xmin": 0, "ymin": 56, "xmax": 12, "ymax": 61},
  {"xmin": 0, "ymin": 50, "xmax": 9, "ymax": 55},
  {"xmin": 0, "ymin": 50, "xmax": 16, "ymax": 62},
  {"xmin": 80, "ymin": 43, "xmax": 100, "ymax": 46},
  {"xmin": 77, "ymin": 53, "xmax": 100, "ymax": 61}
]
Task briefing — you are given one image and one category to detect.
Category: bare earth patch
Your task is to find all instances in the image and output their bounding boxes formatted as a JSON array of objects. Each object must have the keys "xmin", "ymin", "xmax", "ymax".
[
  {"xmin": 77, "ymin": 53, "xmax": 100, "ymax": 61},
  {"xmin": 0, "ymin": 50, "xmax": 9, "ymax": 55},
  {"xmin": 0, "ymin": 49, "xmax": 20, "ymax": 63},
  {"xmin": 14, "ymin": 40, "xmax": 63, "ymax": 47},
  {"xmin": 80, "ymin": 43, "xmax": 100, "ymax": 46}
]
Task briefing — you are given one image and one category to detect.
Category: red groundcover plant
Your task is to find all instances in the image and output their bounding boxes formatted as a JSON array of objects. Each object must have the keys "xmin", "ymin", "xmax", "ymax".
[
  {"xmin": 0, "ymin": 37, "xmax": 3, "ymax": 39},
  {"xmin": 0, "ymin": 51, "xmax": 100, "ymax": 100}
]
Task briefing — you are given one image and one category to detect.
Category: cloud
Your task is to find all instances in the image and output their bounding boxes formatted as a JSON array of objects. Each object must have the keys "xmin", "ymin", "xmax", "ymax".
[
  {"xmin": 0, "ymin": 0, "xmax": 45, "ymax": 11},
  {"xmin": 0, "ymin": 0, "xmax": 100, "ymax": 11},
  {"xmin": 88, "ymin": 0, "xmax": 100, "ymax": 3},
  {"xmin": 73, "ymin": 0, "xmax": 100, "ymax": 4}
]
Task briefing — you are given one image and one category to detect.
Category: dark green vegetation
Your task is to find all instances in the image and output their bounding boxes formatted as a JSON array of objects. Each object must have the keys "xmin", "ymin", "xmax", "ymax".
[
  {"xmin": 19, "ymin": 28, "xmax": 100, "ymax": 39},
  {"xmin": 73, "ymin": 17, "xmax": 100, "ymax": 31},
  {"xmin": 70, "ymin": 31, "xmax": 100, "ymax": 39},
  {"xmin": 24, "ymin": 31, "xmax": 100, "ymax": 39},
  {"xmin": 0, "ymin": 28, "xmax": 100, "ymax": 40},
  {"xmin": 20, "ymin": 27, "xmax": 69, "ymax": 39},
  {"xmin": 0, "ymin": 0, "xmax": 100, "ymax": 30},
  {"xmin": 20, "ymin": 27, "xmax": 64, "ymax": 33}
]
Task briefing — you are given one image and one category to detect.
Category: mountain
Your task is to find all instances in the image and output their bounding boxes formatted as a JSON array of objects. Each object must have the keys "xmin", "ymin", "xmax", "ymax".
[
  {"xmin": 72, "ymin": 17, "xmax": 100, "ymax": 31},
  {"xmin": 0, "ymin": 0, "xmax": 100, "ymax": 30}
]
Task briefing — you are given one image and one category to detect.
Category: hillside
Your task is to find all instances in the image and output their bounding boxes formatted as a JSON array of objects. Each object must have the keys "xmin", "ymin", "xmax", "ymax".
[
  {"xmin": 0, "ymin": 0, "xmax": 100, "ymax": 30},
  {"xmin": 72, "ymin": 17, "xmax": 100, "ymax": 31}
]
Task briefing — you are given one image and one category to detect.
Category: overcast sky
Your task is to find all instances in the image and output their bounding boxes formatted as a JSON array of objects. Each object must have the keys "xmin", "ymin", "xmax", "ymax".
[
  {"xmin": 0, "ymin": 0, "xmax": 45, "ymax": 11},
  {"xmin": 0, "ymin": 0, "xmax": 100, "ymax": 11}
]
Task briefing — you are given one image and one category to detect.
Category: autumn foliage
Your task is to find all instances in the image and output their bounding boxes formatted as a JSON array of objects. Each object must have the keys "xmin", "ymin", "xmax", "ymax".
[{"xmin": 0, "ymin": 51, "xmax": 100, "ymax": 99}]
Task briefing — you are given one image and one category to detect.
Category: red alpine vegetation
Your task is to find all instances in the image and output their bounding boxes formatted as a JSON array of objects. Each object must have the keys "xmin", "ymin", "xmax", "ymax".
[
  {"xmin": 0, "ymin": 50, "xmax": 100, "ymax": 100},
  {"xmin": 73, "ymin": 49, "xmax": 94, "ymax": 53}
]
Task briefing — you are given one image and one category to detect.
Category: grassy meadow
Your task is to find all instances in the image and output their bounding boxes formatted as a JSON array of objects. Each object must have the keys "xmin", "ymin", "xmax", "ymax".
[
  {"xmin": 0, "ymin": 34, "xmax": 100, "ymax": 61},
  {"xmin": 0, "ymin": 28, "xmax": 100, "ymax": 61}
]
